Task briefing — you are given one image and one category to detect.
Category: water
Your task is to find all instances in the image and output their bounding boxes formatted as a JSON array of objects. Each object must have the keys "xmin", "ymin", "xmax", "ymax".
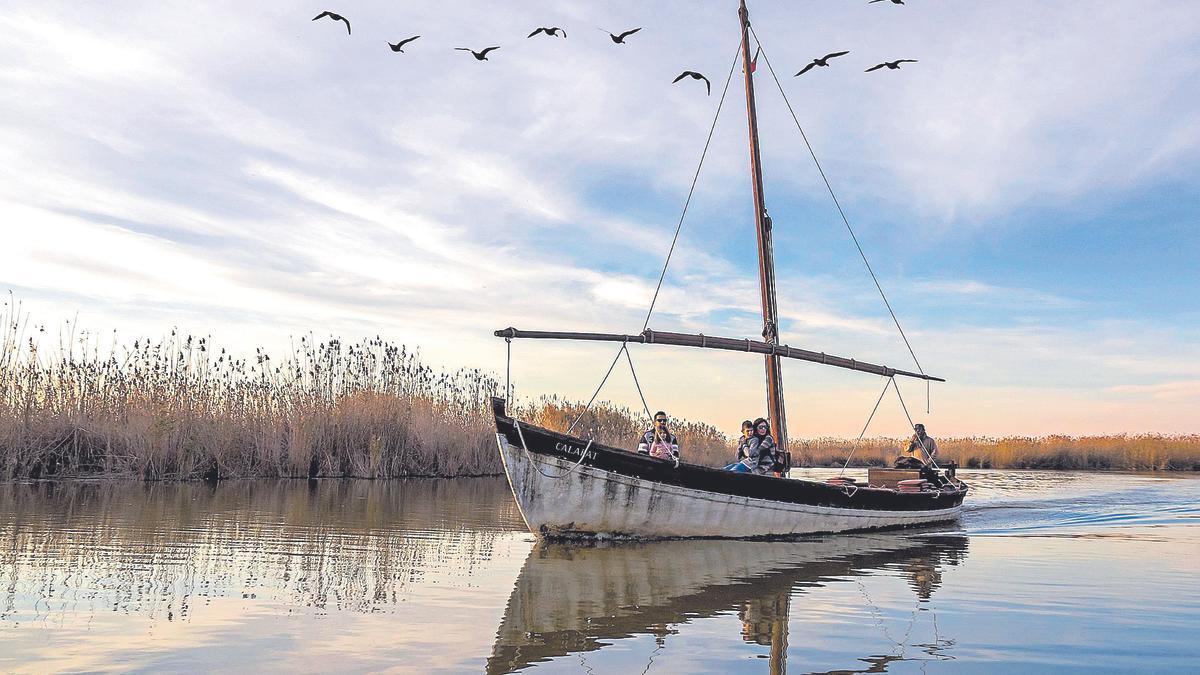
[{"xmin": 1, "ymin": 471, "xmax": 1197, "ymax": 673}]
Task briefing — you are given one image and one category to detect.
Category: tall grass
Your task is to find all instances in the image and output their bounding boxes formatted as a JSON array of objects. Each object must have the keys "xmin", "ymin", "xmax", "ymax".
[
  {"xmin": 2, "ymin": 301, "xmax": 1197, "ymax": 479},
  {"xmin": 800, "ymin": 435, "xmax": 1200, "ymax": 471},
  {"xmin": 0, "ymin": 301, "xmax": 503, "ymax": 479},
  {"xmin": 517, "ymin": 395, "xmax": 734, "ymax": 467}
]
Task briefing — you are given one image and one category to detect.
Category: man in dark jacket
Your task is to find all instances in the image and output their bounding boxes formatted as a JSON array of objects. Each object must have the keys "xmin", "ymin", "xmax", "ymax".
[{"xmin": 638, "ymin": 411, "xmax": 680, "ymax": 464}]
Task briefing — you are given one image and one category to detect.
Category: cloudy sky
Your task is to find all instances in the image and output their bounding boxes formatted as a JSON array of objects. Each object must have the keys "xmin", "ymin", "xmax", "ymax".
[{"xmin": 3, "ymin": 1, "xmax": 1198, "ymax": 437}]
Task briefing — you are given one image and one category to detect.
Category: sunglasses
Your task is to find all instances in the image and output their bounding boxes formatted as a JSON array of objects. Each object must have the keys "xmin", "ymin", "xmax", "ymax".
[
  {"xmin": 756, "ymin": 424, "xmax": 768, "ymax": 429},
  {"xmin": 655, "ymin": 418, "xmax": 668, "ymax": 424}
]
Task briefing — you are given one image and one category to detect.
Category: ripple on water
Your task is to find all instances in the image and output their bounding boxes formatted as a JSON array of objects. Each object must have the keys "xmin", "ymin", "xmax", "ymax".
[{"xmin": 1, "ymin": 472, "xmax": 1198, "ymax": 673}]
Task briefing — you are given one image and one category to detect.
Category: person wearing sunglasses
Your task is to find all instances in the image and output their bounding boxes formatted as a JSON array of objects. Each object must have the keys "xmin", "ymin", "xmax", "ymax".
[
  {"xmin": 638, "ymin": 411, "xmax": 680, "ymax": 466},
  {"xmin": 743, "ymin": 418, "xmax": 777, "ymax": 476}
]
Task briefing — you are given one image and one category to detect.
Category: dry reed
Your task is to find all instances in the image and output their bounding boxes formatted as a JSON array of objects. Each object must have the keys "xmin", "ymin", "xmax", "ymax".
[
  {"xmin": 2, "ymin": 300, "xmax": 1197, "ymax": 479},
  {"xmin": 799, "ymin": 435, "xmax": 1200, "ymax": 471},
  {"xmin": 0, "ymin": 300, "xmax": 503, "ymax": 479}
]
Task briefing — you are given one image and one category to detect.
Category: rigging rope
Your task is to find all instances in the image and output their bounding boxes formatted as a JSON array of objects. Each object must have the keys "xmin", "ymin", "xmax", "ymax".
[
  {"xmin": 505, "ymin": 336, "xmax": 512, "ymax": 401},
  {"xmin": 642, "ymin": 41, "xmax": 743, "ymax": 331},
  {"xmin": 892, "ymin": 378, "xmax": 941, "ymax": 470},
  {"xmin": 561, "ymin": 42, "xmax": 741, "ymax": 436},
  {"xmin": 748, "ymin": 26, "xmax": 929, "ymax": 390},
  {"xmin": 567, "ymin": 344, "xmax": 628, "ymax": 434},
  {"xmin": 839, "ymin": 376, "xmax": 894, "ymax": 476},
  {"xmin": 624, "ymin": 347, "xmax": 680, "ymax": 467},
  {"xmin": 623, "ymin": 347, "xmax": 655, "ymax": 425}
]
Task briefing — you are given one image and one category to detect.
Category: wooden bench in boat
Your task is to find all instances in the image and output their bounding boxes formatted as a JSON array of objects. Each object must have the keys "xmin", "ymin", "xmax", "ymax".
[{"xmin": 867, "ymin": 468, "xmax": 922, "ymax": 489}]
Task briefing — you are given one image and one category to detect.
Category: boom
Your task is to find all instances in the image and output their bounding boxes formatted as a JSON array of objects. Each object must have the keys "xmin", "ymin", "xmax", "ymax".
[{"xmin": 494, "ymin": 328, "xmax": 944, "ymax": 383}]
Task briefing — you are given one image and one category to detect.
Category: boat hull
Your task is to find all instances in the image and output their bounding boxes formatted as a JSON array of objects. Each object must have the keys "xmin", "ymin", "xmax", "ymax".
[
  {"xmin": 499, "ymin": 434, "xmax": 961, "ymax": 538},
  {"xmin": 494, "ymin": 400, "xmax": 967, "ymax": 539}
]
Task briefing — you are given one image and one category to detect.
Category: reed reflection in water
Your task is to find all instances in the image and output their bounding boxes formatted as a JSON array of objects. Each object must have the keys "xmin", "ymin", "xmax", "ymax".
[
  {"xmin": 0, "ymin": 478, "xmax": 530, "ymax": 672},
  {"xmin": 3, "ymin": 472, "xmax": 1198, "ymax": 673}
]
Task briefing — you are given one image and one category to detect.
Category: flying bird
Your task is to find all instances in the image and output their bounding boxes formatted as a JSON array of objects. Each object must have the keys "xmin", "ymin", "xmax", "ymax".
[
  {"xmin": 312, "ymin": 11, "xmax": 351, "ymax": 35},
  {"xmin": 601, "ymin": 27, "xmax": 642, "ymax": 44},
  {"xmin": 865, "ymin": 59, "xmax": 917, "ymax": 71},
  {"xmin": 456, "ymin": 46, "xmax": 500, "ymax": 61},
  {"xmin": 794, "ymin": 51, "xmax": 850, "ymax": 76},
  {"xmin": 672, "ymin": 71, "xmax": 711, "ymax": 95},
  {"xmin": 527, "ymin": 27, "xmax": 566, "ymax": 38},
  {"xmin": 388, "ymin": 36, "xmax": 420, "ymax": 52},
  {"xmin": 869, "ymin": 0, "xmax": 905, "ymax": 4}
]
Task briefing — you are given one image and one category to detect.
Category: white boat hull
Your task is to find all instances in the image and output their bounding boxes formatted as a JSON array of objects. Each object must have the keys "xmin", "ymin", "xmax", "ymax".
[{"xmin": 498, "ymin": 433, "xmax": 962, "ymax": 539}]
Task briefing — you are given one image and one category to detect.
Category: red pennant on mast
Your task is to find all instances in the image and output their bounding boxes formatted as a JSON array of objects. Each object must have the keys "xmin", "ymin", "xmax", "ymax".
[{"xmin": 750, "ymin": 45, "xmax": 760, "ymax": 73}]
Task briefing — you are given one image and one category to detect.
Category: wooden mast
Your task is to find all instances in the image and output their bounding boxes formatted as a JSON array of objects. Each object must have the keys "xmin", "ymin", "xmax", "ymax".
[{"xmin": 739, "ymin": 0, "xmax": 789, "ymax": 471}]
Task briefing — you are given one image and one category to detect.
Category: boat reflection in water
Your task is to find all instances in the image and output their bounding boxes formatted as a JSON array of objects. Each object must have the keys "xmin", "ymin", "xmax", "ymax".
[{"xmin": 487, "ymin": 530, "xmax": 968, "ymax": 674}]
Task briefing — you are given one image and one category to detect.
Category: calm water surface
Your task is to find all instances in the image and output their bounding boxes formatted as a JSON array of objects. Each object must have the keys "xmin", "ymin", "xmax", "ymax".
[{"xmin": 2, "ymin": 470, "xmax": 1198, "ymax": 673}]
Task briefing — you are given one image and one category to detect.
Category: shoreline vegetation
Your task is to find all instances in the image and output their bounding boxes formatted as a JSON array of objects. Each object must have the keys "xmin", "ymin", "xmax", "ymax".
[{"xmin": 2, "ymin": 309, "xmax": 1198, "ymax": 481}]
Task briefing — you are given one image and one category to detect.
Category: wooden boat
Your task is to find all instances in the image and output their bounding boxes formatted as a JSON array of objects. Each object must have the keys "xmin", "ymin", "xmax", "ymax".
[
  {"xmin": 492, "ymin": 0, "xmax": 967, "ymax": 539},
  {"xmin": 494, "ymin": 398, "xmax": 964, "ymax": 538}
]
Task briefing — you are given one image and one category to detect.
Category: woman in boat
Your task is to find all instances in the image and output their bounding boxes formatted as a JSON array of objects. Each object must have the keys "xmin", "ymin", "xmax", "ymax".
[
  {"xmin": 744, "ymin": 418, "xmax": 777, "ymax": 475},
  {"xmin": 725, "ymin": 420, "xmax": 756, "ymax": 472}
]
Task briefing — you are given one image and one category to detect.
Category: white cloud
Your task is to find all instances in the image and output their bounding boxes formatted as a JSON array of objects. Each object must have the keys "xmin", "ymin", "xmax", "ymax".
[{"xmin": 1, "ymin": 1, "xmax": 1198, "ymax": 434}]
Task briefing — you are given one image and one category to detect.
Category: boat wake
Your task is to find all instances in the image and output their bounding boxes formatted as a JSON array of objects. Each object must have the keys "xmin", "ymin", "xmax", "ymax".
[{"xmin": 961, "ymin": 475, "xmax": 1200, "ymax": 537}]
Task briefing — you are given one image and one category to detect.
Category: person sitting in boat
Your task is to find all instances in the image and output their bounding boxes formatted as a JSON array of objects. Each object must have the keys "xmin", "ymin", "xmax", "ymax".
[
  {"xmin": 895, "ymin": 423, "xmax": 938, "ymax": 468},
  {"xmin": 638, "ymin": 411, "xmax": 680, "ymax": 464},
  {"xmin": 725, "ymin": 420, "xmax": 756, "ymax": 472},
  {"xmin": 743, "ymin": 418, "xmax": 777, "ymax": 475}
]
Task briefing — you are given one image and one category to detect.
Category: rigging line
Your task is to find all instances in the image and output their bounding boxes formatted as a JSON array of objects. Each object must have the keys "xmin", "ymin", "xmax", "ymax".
[
  {"xmin": 840, "ymin": 376, "xmax": 894, "ymax": 476},
  {"xmin": 567, "ymin": 344, "xmax": 628, "ymax": 434},
  {"xmin": 892, "ymin": 378, "xmax": 941, "ymax": 470},
  {"xmin": 626, "ymin": 347, "xmax": 680, "ymax": 467},
  {"xmin": 623, "ymin": 347, "xmax": 655, "ymax": 424},
  {"xmin": 892, "ymin": 376, "xmax": 915, "ymax": 428},
  {"xmin": 504, "ymin": 336, "xmax": 512, "ymax": 402},
  {"xmin": 748, "ymin": 26, "xmax": 927, "ymax": 381},
  {"xmin": 642, "ymin": 40, "xmax": 743, "ymax": 332}
]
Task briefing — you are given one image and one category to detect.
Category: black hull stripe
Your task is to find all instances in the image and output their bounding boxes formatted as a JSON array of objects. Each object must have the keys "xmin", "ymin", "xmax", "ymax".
[{"xmin": 495, "ymin": 409, "xmax": 967, "ymax": 513}]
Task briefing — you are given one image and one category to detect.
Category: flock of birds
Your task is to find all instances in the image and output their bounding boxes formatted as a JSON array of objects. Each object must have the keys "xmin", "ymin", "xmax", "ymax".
[{"xmin": 312, "ymin": 5, "xmax": 918, "ymax": 96}]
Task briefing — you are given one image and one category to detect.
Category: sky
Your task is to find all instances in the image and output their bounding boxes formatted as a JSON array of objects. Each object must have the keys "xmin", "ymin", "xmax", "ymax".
[{"xmin": 2, "ymin": 1, "xmax": 1199, "ymax": 438}]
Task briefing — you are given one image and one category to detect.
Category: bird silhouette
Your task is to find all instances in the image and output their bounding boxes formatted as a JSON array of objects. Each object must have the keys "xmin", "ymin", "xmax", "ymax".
[
  {"xmin": 601, "ymin": 27, "xmax": 642, "ymax": 44},
  {"xmin": 456, "ymin": 46, "xmax": 500, "ymax": 61},
  {"xmin": 795, "ymin": 51, "xmax": 850, "ymax": 76},
  {"xmin": 527, "ymin": 27, "xmax": 566, "ymax": 38},
  {"xmin": 869, "ymin": 0, "xmax": 905, "ymax": 4},
  {"xmin": 673, "ymin": 71, "xmax": 711, "ymax": 95},
  {"xmin": 865, "ymin": 59, "xmax": 918, "ymax": 72},
  {"xmin": 388, "ymin": 36, "xmax": 420, "ymax": 52},
  {"xmin": 312, "ymin": 11, "xmax": 351, "ymax": 35}
]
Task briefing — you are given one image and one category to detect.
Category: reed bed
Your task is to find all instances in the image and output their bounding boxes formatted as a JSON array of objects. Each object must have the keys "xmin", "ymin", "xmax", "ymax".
[
  {"xmin": 517, "ymin": 396, "xmax": 734, "ymax": 467},
  {"xmin": 2, "ymin": 301, "xmax": 1197, "ymax": 479},
  {"xmin": 798, "ymin": 435, "xmax": 1200, "ymax": 471},
  {"xmin": 0, "ymin": 302, "xmax": 505, "ymax": 480}
]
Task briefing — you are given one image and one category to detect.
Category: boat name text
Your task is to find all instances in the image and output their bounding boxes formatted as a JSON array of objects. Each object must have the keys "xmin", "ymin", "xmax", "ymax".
[{"xmin": 555, "ymin": 442, "xmax": 597, "ymax": 461}]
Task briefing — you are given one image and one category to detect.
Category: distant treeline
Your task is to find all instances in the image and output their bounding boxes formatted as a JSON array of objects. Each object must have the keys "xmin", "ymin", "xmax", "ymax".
[{"xmin": 1, "ymin": 308, "xmax": 1197, "ymax": 480}]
